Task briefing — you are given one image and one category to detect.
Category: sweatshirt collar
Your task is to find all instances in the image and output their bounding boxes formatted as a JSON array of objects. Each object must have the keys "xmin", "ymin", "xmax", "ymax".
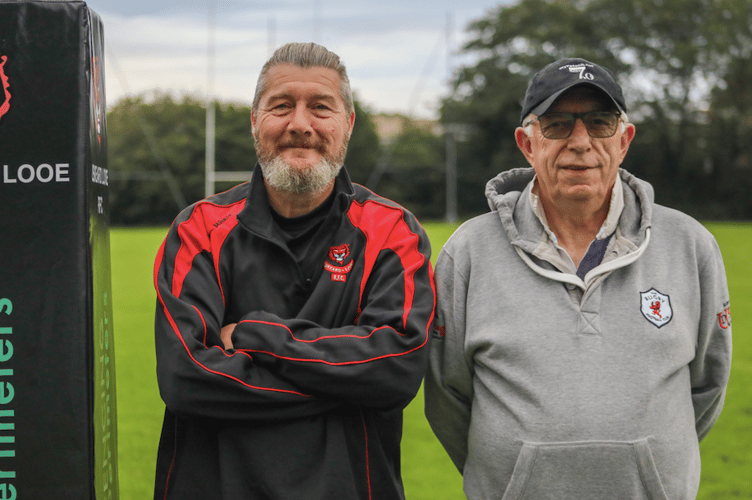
[{"xmin": 528, "ymin": 174, "xmax": 624, "ymax": 245}]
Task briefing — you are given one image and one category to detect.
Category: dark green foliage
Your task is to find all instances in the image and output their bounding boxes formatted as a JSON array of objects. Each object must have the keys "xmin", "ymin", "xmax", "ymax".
[
  {"xmin": 345, "ymin": 98, "xmax": 383, "ymax": 186},
  {"xmin": 107, "ymin": 0, "xmax": 752, "ymax": 224},
  {"xmin": 442, "ymin": 0, "xmax": 752, "ymax": 219},
  {"xmin": 107, "ymin": 93, "xmax": 256, "ymax": 225},
  {"xmin": 107, "ymin": 93, "xmax": 384, "ymax": 225},
  {"xmin": 375, "ymin": 124, "xmax": 447, "ymax": 219}
]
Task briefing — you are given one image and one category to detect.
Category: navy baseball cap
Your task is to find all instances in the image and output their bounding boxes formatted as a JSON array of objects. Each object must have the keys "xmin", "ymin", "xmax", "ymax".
[{"xmin": 520, "ymin": 58, "xmax": 626, "ymax": 124}]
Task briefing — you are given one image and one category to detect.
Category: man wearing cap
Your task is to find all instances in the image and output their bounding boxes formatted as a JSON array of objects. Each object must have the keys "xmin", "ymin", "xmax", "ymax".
[{"xmin": 424, "ymin": 58, "xmax": 732, "ymax": 499}]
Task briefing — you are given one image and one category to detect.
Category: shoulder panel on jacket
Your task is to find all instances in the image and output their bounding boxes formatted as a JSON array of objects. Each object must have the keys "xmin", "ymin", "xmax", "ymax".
[
  {"xmin": 170, "ymin": 186, "xmax": 248, "ymax": 300},
  {"xmin": 347, "ymin": 197, "xmax": 426, "ymax": 328}
]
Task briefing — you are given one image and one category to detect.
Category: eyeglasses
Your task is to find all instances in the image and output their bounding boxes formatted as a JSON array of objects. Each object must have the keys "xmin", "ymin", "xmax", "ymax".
[{"xmin": 525, "ymin": 111, "xmax": 622, "ymax": 140}]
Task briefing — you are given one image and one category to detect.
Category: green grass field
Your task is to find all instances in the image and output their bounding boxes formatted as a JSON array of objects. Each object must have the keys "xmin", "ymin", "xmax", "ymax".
[{"xmin": 111, "ymin": 222, "xmax": 751, "ymax": 499}]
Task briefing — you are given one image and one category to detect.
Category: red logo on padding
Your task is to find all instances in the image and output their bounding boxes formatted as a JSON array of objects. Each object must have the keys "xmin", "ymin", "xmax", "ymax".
[
  {"xmin": 91, "ymin": 56, "xmax": 103, "ymax": 145},
  {"xmin": 0, "ymin": 56, "xmax": 11, "ymax": 121}
]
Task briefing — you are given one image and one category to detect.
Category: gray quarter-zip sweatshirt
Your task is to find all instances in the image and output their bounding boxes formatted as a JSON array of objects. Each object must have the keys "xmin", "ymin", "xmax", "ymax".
[{"xmin": 425, "ymin": 168, "xmax": 732, "ymax": 500}]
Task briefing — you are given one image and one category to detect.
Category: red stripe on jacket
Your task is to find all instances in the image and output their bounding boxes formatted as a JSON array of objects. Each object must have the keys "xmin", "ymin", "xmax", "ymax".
[
  {"xmin": 171, "ymin": 200, "xmax": 245, "ymax": 302},
  {"xmin": 154, "ymin": 199, "xmax": 312, "ymax": 398},
  {"xmin": 347, "ymin": 199, "xmax": 426, "ymax": 329}
]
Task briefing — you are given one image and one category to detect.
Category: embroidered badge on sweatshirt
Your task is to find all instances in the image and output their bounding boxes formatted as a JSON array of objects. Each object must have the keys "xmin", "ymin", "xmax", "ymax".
[
  {"xmin": 640, "ymin": 288, "xmax": 673, "ymax": 328},
  {"xmin": 718, "ymin": 302, "xmax": 732, "ymax": 329}
]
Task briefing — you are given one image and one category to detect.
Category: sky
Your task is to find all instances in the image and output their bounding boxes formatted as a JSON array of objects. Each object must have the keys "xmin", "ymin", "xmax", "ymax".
[{"xmin": 88, "ymin": 0, "xmax": 512, "ymax": 119}]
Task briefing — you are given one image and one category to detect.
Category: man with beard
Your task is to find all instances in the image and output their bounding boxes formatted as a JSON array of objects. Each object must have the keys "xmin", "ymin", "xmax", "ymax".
[{"xmin": 152, "ymin": 42, "xmax": 436, "ymax": 500}]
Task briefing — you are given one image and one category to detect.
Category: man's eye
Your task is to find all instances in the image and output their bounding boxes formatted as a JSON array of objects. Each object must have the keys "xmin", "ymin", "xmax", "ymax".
[
  {"xmin": 543, "ymin": 120, "xmax": 569, "ymax": 131},
  {"xmin": 541, "ymin": 114, "xmax": 570, "ymax": 126},
  {"xmin": 586, "ymin": 113, "xmax": 611, "ymax": 126}
]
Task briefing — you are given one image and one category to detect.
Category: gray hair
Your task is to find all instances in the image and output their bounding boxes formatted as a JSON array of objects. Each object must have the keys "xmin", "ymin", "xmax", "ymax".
[{"xmin": 252, "ymin": 42, "xmax": 354, "ymax": 115}]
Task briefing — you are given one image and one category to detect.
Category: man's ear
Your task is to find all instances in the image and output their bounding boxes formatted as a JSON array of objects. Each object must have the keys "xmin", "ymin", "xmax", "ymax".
[
  {"xmin": 515, "ymin": 127, "xmax": 535, "ymax": 167},
  {"xmin": 347, "ymin": 111, "xmax": 355, "ymax": 138},
  {"xmin": 620, "ymin": 123, "xmax": 636, "ymax": 161},
  {"xmin": 250, "ymin": 110, "xmax": 257, "ymax": 132}
]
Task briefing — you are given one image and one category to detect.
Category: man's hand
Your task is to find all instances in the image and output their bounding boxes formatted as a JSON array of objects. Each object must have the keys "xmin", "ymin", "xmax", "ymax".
[{"xmin": 221, "ymin": 323, "xmax": 237, "ymax": 350}]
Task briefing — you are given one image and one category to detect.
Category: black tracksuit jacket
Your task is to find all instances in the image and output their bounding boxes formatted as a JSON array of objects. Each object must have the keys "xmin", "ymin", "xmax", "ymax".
[{"xmin": 153, "ymin": 166, "xmax": 436, "ymax": 499}]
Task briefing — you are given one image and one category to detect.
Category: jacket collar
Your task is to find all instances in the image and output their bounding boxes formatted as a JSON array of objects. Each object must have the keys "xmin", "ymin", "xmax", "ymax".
[{"xmin": 236, "ymin": 164, "xmax": 355, "ymax": 239}]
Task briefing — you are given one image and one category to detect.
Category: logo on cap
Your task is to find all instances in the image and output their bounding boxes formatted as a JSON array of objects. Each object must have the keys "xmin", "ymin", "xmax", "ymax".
[
  {"xmin": 0, "ymin": 55, "xmax": 11, "ymax": 122},
  {"xmin": 564, "ymin": 63, "xmax": 595, "ymax": 81}
]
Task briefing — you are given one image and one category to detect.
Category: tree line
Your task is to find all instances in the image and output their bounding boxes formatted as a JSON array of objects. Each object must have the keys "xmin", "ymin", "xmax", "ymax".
[
  {"xmin": 106, "ymin": 93, "xmax": 443, "ymax": 225},
  {"xmin": 107, "ymin": 0, "xmax": 752, "ymax": 226}
]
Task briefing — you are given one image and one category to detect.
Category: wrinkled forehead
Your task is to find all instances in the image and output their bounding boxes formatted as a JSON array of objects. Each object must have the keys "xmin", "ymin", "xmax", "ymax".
[
  {"xmin": 549, "ymin": 85, "xmax": 618, "ymax": 113},
  {"xmin": 263, "ymin": 64, "xmax": 343, "ymax": 101}
]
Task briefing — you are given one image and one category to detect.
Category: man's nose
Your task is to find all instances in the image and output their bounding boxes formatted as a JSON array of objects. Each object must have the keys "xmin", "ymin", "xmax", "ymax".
[
  {"xmin": 567, "ymin": 117, "xmax": 592, "ymax": 148},
  {"xmin": 287, "ymin": 104, "xmax": 314, "ymax": 134}
]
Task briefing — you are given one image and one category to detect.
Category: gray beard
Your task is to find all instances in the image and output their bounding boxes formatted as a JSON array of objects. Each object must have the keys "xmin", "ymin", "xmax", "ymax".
[
  {"xmin": 259, "ymin": 154, "xmax": 342, "ymax": 194},
  {"xmin": 254, "ymin": 129, "xmax": 349, "ymax": 194}
]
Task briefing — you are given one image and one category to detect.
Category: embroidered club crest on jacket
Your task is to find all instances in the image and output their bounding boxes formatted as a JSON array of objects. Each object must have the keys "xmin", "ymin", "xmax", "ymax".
[{"xmin": 325, "ymin": 244, "xmax": 353, "ymax": 282}]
